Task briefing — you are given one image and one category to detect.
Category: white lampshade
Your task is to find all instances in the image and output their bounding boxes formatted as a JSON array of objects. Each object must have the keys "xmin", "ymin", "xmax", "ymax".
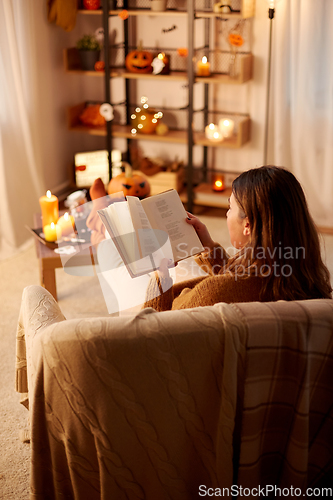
[{"xmin": 265, "ymin": 0, "xmax": 281, "ymax": 7}]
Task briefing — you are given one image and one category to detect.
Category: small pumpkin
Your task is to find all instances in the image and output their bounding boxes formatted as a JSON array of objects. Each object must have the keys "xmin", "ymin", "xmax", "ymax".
[
  {"xmin": 83, "ymin": 0, "xmax": 101, "ymax": 10},
  {"xmin": 79, "ymin": 104, "xmax": 106, "ymax": 126},
  {"xmin": 228, "ymin": 32, "xmax": 244, "ymax": 47},
  {"xmin": 94, "ymin": 60, "xmax": 105, "ymax": 71},
  {"xmin": 125, "ymin": 41, "xmax": 154, "ymax": 74},
  {"xmin": 118, "ymin": 9, "xmax": 129, "ymax": 20},
  {"xmin": 131, "ymin": 104, "xmax": 162, "ymax": 135},
  {"xmin": 177, "ymin": 47, "xmax": 188, "ymax": 57},
  {"xmin": 107, "ymin": 165, "xmax": 150, "ymax": 199}
]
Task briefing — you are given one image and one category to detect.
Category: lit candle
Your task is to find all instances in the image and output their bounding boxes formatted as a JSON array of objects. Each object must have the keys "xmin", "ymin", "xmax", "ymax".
[
  {"xmin": 111, "ymin": 149, "xmax": 123, "ymax": 177},
  {"xmin": 43, "ymin": 222, "xmax": 60, "ymax": 242},
  {"xmin": 57, "ymin": 212, "xmax": 75, "ymax": 237},
  {"xmin": 205, "ymin": 123, "xmax": 223, "ymax": 142},
  {"xmin": 39, "ymin": 190, "xmax": 59, "ymax": 228},
  {"xmin": 197, "ymin": 56, "xmax": 211, "ymax": 77},
  {"xmin": 219, "ymin": 118, "xmax": 235, "ymax": 138},
  {"xmin": 212, "ymin": 175, "xmax": 225, "ymax": 192}
]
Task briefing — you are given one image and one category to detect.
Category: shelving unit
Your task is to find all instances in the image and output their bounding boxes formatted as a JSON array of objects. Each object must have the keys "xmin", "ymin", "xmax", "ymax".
[
  {"xmin": 67, "ymin": 0, "xmax": 255, "ymax": 210},
  {"xmin": 67, "ymin": 102, "xmax": 250, "ymax": 147},
  {"xmin": 64, "ymin": 47, "xmax": 253, "ymax": 84}
]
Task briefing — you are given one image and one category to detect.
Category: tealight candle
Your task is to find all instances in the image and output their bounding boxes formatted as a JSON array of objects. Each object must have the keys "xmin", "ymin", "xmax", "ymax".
[
  {"xmin": 219, "ymin": 118, "xmax": 235, "ymax": 138},
  {"xmin": 197, "ymin": 56, "xmax": 210, "ymax": 77},
  {"xmin": 205, "ymin": 123, "xmax": 223, "ymax": 142},
  {"xmin": 212, "ymin": 174, "xmax": 225, "ymax": 192},
  {"xmin": 39, "ymin": 190, "xmax": 59, "ymax": 228},
  {"xmin": 57, "ymin": 212, "xmax": 76, "ymax": 237},
  {"xmin": 43, "ymin": 222, "xmax": 60, "ymax": 242}
]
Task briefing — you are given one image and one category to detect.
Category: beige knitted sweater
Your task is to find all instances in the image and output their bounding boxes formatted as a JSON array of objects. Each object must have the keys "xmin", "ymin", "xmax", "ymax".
[{"xmin": 143, "ymin": 244, "xmax": 267, "ymax": 312}]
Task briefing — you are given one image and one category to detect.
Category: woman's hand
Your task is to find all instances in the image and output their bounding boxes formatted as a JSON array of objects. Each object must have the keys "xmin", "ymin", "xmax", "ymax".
[
  {"xmin": 157, "ymin": 258, "xmax": 175, "ymax": 279},
  {"xmin": 185, "ymin": 212, "xmax": 216, "ymax": 250}
]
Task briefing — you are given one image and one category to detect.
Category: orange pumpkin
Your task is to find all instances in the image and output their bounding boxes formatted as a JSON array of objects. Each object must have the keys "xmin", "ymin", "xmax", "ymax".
[
  {"xmin": 79, "ymin": 104, "xmax": 106, "ymax": 126},
  {"xmin": 118, "ymin": 9, "xmax": 129, "ymax": 20},
  {"xmin": 228, "ymin": 32, "xmax": 244, "ymax": 47},
  {"xmin": 131, "ymin": 106, "xmax": 162, "ymax": 135},
  {"xmin": 94, "ymin": 61, "xmax": 105, "ymax": 71},
  {"xmin": 107, "ymin": 167, "xmax": 150, "ymax": 199},
  {"xmin": 177, "ymin": 47, "xmax": 188, "ymax": 57},
  {"xmin": 125, "ymin": 42, "xmax": 154, "ymax": 74}
]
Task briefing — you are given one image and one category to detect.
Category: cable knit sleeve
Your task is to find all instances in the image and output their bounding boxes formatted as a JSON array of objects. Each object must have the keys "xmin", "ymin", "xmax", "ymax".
[
  {"xmin": 194, "ymin": 243, "xmax": 230, "ymax": 275},
  {"xmin": 143, "ymin": 273, "xmax": 174, "ymax": 311},
  {"xmin": 143, "ymin": 274, "xmax": 206, "ymax": 312}
]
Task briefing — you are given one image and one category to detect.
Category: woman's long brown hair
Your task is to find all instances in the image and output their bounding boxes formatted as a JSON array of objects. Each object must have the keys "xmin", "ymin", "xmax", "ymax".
[{"xmin": 226, "ymin": 166, "xmax": 332, "ymax": 300}]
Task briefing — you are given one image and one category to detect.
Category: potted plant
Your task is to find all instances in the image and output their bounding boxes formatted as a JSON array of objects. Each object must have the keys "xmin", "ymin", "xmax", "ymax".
[{"xmin": 76, "ymin": 34, "xmax": 101, "ymax": 71}]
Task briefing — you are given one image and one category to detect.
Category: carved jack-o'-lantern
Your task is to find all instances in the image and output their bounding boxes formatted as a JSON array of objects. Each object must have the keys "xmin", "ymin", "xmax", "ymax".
[
  {"xmin": 125, "ymin": 42, "xmax": 154, "ymax": 74},
  {"xmin": 228, "ymin": 32, "xmax": 244, "ymax": 47},
  {"xmin": 107, "ymin": 166, "xmax": 150, "ymax": 199},
  {"xmin": 130, "ymin": 97, "xmax": 163, "ymax": 135}
]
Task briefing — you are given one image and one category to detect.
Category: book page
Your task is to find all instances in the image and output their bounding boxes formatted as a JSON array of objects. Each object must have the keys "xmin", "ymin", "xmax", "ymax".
[
  {"xmin": 98, "ymin": 201, "xmax": 141, "ymax": 274},
  {"xmin": 127, "ymin": 196, "xmax": 172, "ymax": 268},
  {"xmin": 98, "ymin": 198, "xmax": 163, "ymax": 277},
  {"xmin": 141, "ymin": 189, "xmax": 204, "ymax": 262}
]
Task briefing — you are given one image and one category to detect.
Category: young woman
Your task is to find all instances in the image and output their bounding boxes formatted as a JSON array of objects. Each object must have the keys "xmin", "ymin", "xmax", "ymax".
[{"xmin": 143, "ymin": 166, "xmax": 332, "ymax": 311}]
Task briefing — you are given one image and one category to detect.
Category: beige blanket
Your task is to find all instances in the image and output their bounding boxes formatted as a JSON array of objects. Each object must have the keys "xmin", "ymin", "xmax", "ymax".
[{"xmin": 16, "ymin": 286, "xmax": 333, "ymax": 498}]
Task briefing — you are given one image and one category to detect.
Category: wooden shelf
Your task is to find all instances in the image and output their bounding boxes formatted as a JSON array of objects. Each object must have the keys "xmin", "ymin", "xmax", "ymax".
[
  {"xmin": 110, "ymin": 9, "xmax": 188, "ymax": 17},
  {"xmin": 64, "ymin": 49, "xmax": 252, "ymax": 84},
  {"xmin": 180, "ymin": 184, "xmax": 232, "ymax": 208},
  {"xmin": 77, "ymin": 9, "xmax": 187, "ymax": 17},
  {"xmin": 77, "ymin": 9, "xmax": 102, "ymax": 15},
  {"xmin": 67, "ymin": 103, "xmax": 251, "ymax": 148},
  {"xmin": 77, "ymin": 5, "xmax": 254, "ymax": 19}
]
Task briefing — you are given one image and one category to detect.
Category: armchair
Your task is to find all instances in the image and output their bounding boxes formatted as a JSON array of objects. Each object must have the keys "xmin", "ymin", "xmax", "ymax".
[{"xmin": 16, "ymin": 286, "xmax": 333, "ymax": 499}]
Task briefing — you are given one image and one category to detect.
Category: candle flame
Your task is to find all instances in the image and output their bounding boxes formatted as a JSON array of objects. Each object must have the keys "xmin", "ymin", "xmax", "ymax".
[
  {"xmin": 224, "ymin": 119, "xmax": 230, "ymax": 126},
  {"xmin": 215, "ymin": 180, "xmax": 223, "ymax": 188},
  {"xmin": 46, "ymin": 190, "xmax": 51, "ymax": 198},
  {"xmin": 202, "ymin": 56, "xmax": 207, "ymax": 63},
  {"xmin": 51, "ymin": 222, "xmax": 55, "ymax": 228},
  {"xmin": 209, "ymin": 123, "xmax": 215, "ymax": 130},
  {"xmin": 213, "ymin": 132, "xmax": 220, "ymax": 139},
  {"xmin": 158, "ymin": 52, "xmax": 165, "ymax": 59},
  {"xmin": 64, "ymin": 212, "xmax": 69, "ymax": 221}
]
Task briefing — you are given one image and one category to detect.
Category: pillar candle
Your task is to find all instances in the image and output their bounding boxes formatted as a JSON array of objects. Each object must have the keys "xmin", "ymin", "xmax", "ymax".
[
  {"xmin": 43, "ymin": 222, "xmax": 60, "ymax": 242},
  {"xmin": 57, "ymin": 212, "xmax": 76, "ymax": 237},
  {"xmin": 39, "ymin": 190, "xmax": 59, "ymax": 228},
  {"xmin": 111, "ymin": 149, "xmax": 123, "ymax": 177},
  {"xmin": 219, "ymin": 118, "xmax": 235, "ymax": 138},
  {"xmin": 197, "ymin": 56, "xmax": 211, "ymax": 77},
  {"xmin": 205, "ymin": 123, "xmax": 223, "ymax": 142}
]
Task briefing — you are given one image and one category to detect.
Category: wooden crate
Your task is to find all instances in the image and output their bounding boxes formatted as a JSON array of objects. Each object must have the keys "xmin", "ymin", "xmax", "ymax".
[{"xmin": 147, "ymin": 169, "xmax": 185, "ymax": 196}]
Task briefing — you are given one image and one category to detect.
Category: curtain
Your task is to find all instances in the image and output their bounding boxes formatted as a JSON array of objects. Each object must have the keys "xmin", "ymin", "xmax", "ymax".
[
  {"xmin": 271, "ymin": 0, "xmax": 333, "ymax": 227},
  {"xmin": 0, "ymin": 0, "xmax": 45, "ymax": 260}
]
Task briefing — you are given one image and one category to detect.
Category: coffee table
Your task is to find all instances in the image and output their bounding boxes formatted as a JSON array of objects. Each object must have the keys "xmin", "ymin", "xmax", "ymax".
[{"xmin": 33, "ymin": 214, "xmax": 96, "ymax": 301}]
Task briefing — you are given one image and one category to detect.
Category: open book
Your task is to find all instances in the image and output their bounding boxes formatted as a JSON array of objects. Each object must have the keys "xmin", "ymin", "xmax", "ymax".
[{"xmin": 97, "ymin": 189, "xmax": 204, "ymax": 278}]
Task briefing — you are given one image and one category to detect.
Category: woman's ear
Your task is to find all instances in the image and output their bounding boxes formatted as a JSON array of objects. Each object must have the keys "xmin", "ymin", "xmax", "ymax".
[{"xmin": 243, "ymin": 217, "xmax": 251, "ymax": 236}]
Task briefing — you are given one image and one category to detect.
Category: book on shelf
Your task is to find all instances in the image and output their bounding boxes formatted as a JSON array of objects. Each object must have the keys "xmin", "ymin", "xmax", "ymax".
[
  {"xmin": 194, "ymin": 184, "xmax": 232, "ymax": 208},
  {"xmin": 97, "ymin": 189, "xmax": 204, "ymax": 278}
]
